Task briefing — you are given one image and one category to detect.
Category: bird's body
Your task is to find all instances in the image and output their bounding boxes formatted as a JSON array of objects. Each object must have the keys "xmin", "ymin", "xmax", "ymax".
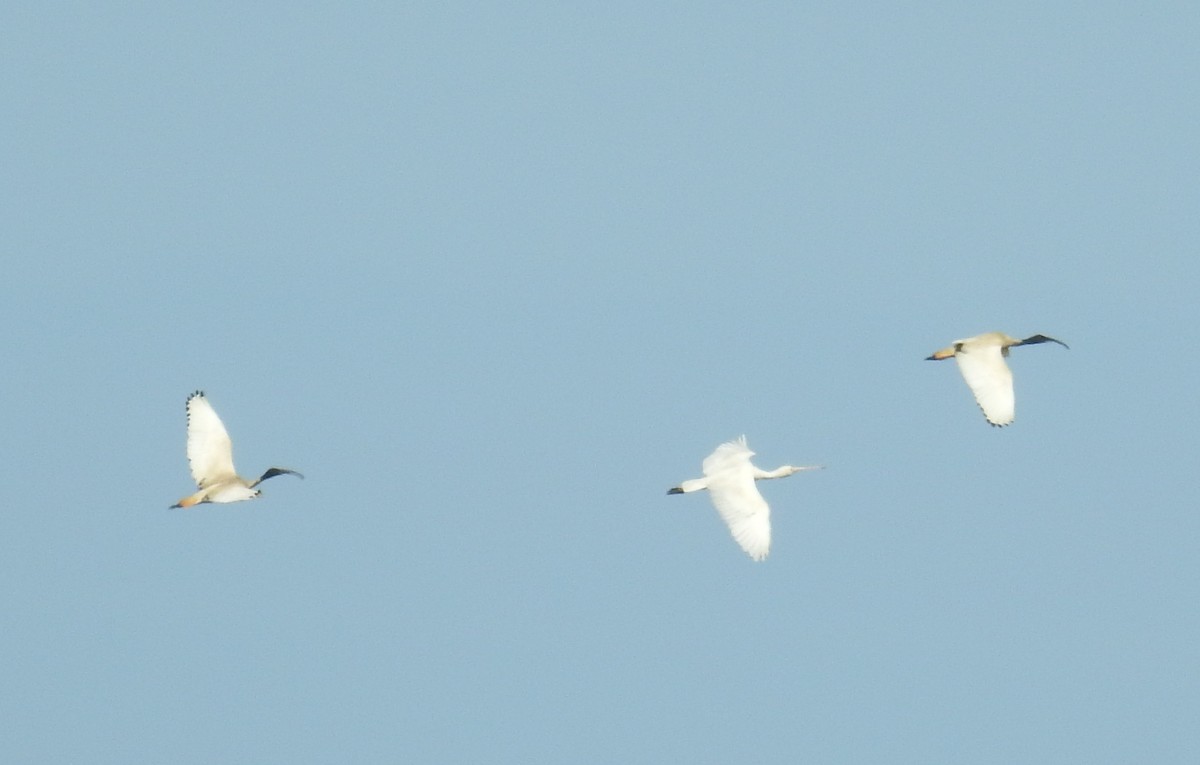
[
  {"xmin": 171, "ymin": 391, "xmax": 302, "ymax": 508},
  {"xmin": 926, "ymin": 332, "xmax": 1068, "ymax": 426},
  {"xmin": 668, "ymin": 436, "xmax": 820, "ymax": 561}
]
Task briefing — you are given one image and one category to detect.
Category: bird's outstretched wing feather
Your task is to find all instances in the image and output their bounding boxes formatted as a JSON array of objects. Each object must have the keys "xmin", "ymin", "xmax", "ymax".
[
  {"xmin": 185, "ymin": 392, "xmax": 238, "ymax": 487},
  {"xmin": 702, "ymin": 437, "xmax": 771, "ymax": 561},
  {"xmin": 702, "ymin": 435, "xmax": 752, "ymax": 476},
  {"xmin": 954, "ymin": 345, "xmax": 1016, "ymax": 426}
]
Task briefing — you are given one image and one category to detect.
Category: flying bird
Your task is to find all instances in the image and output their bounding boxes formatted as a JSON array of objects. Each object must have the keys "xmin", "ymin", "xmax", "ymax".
[
  {"xmin": 668, "ymin": 436, "xmax": 821, "ymax": 561},
  {"xmin": 171, "ymin": 391, "xmax": 303, "ymax": 508},
  {"xmin": 926, "ymin": 332, "xmax": 1069, "ymax": 426}
]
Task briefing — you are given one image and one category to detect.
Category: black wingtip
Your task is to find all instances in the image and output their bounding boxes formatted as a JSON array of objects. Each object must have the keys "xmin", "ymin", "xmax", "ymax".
[{"xmin": 667, "ymin": 487, "xmax": 683, "ymax": 495}]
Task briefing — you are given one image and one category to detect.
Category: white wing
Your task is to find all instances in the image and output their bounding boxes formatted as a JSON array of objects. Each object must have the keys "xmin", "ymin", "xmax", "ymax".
[
  {"xmin": 954, "ymin": 345, "xmax": 1015, "ymax": 426},
  {"xmin": 701, "ymin": 435, "xmax": 753, "ymax": 475},
  {"xmin": 185, "ymin": 392, "xmax": 238, "ymax": 487},
  {"xmin": 702, "ymin": 438, "xmax": 771, "ymax": 561}
]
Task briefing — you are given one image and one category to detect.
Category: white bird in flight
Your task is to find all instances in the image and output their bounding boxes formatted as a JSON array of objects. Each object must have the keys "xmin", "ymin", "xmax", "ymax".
[
  {"xmin": 668, "ymin": 436, "xmax": 821, "ymax": 561},
  {"xmin": 171, "ymin": 391, "xmax": 303, "ymax": 508},
  {"xmin": 926, "ymin": 331, "xmax": 1069, "ymax": 427}
]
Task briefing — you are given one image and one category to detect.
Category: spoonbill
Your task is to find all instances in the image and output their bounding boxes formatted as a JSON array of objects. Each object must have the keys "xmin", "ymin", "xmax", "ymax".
[
  {"xmin": 668, "ymin": 436, "xmax": 821, "ymax": 561},
  {"xmin": 926, "ymin": 332, "xmax": 1069, "ymax": 426},
  {"xmin": 171, "ymin": 391, "xmax": 303, "ymax": 508}
]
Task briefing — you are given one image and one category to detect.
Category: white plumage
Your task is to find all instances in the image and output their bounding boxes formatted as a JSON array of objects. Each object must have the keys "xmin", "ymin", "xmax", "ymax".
[
  {"xmin": 668, "ymin": 436, "xmax": 821, "ymax": 561},
  {"xmin": 927, "ymin": 332, "xmax": 1068, "ymax": 426},
  {"xmin": 171, "ymin": 391, "xmax": 303, "ymax": 508}
]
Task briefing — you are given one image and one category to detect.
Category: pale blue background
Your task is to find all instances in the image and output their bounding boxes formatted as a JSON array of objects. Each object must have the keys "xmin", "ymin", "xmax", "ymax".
[{"xmin": 3, "ymin": 2, "xmax": 1198, "ymax": 762}]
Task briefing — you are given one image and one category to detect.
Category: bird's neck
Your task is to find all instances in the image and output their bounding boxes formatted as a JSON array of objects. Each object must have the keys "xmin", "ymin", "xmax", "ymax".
[{"xmin": 754, "ymin": 466, "xmax": 793, "ymax": 480}]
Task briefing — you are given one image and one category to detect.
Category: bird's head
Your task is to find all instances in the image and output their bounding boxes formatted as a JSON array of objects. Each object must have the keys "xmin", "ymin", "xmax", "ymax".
[
  {"xmin": 783, "ymin": 465, "xmax": 823, "ymax": 476},
  {"xmin": 1018, "ymin": 334, "xmax": 1069, "ymax": 350}
]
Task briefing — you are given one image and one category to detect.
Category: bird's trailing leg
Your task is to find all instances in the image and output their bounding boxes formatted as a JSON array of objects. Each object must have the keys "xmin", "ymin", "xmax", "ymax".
[
  {"xmin": 667, "ymin": 478, "xmax": 708, "ymax": 495},
  {"xmin": 171, "ymin": 490, "xmax": 207, "ymax": 509},
  {"xmin": 925, "ymin": 345, "xmax": 959, "ymax": 361}
]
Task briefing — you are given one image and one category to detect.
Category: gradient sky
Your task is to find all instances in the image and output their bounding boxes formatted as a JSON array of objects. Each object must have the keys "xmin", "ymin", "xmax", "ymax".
[{"xmin": 3, "ymin": 2, "xmax": 1199, "ymax": 762}]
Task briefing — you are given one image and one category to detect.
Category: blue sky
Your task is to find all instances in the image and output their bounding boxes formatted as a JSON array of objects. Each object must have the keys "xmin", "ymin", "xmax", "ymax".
[{"xmin": 3, "ymin": 2, "xmax": 1198, "ymax": 762}]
